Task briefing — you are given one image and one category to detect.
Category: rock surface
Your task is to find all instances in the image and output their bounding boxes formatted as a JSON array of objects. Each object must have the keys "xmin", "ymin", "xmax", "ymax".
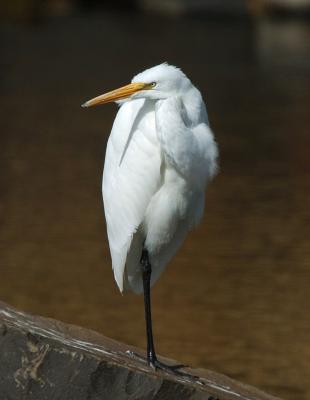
[{"xmin": 0, "ymin": 301, "xmax": 281, "ymax": 400}]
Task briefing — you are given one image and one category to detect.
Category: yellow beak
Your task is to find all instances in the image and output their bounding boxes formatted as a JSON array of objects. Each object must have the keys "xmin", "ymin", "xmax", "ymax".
[{"xmin": 82, "ymin": 82, "xmax": 152, "ymax": 108}]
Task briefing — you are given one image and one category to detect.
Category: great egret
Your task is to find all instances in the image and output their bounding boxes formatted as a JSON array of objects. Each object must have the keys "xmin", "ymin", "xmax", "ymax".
[{"xmin": 82, "ymin": 63, "xmax": 218, "ymax": 374}]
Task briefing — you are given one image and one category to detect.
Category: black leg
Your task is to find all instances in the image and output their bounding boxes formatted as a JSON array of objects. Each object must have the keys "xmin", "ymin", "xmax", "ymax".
[
  {"xmin": 140, "ymin": 248, "xmax": 156, "ymax": 364},
  {"xmin": 140, "ymin": 249, "xmax": 198, "ymax": 379}
]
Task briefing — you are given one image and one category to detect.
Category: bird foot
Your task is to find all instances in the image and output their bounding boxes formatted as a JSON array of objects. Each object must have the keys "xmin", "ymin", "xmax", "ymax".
[
  {"xmin": 150, "ymin": 358, "xmax": 200, "ymax": 382},
  {"xmin": 126, "ymin": 351, "xmax": 200, "ymax": 382},
  {"xmin": 150, "ymin": 358, "xmax": 187, "ymax": 373}
]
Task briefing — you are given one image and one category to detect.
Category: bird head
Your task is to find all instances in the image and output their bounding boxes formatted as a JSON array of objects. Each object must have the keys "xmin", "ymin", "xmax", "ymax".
[{"xmin": 81, "ymin": 63, "xmax": 191, "ymax": 107}]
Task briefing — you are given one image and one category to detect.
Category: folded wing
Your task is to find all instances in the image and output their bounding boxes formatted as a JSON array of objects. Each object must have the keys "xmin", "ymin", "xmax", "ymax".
[{"xmin": 102, "ymin": 99, "xmax": 161, "ymax": 292}]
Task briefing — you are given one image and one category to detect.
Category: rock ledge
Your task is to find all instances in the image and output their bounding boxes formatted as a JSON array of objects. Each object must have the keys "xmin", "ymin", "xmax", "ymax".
[{"xmin": 0, "ymin": 301, "xmax": 281, "ymax": 400}]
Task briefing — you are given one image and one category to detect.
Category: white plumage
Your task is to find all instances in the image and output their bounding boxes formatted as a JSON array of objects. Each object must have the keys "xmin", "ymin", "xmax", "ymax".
[{"xmin": 95, "ymin": 63, "xmax": 218, "ymax": 294}]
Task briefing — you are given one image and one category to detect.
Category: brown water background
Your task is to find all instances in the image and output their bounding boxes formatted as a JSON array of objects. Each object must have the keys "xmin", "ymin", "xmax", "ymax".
[{"xmin": 1, "ymin": 11, "xmax": 310, "ymax": 400}]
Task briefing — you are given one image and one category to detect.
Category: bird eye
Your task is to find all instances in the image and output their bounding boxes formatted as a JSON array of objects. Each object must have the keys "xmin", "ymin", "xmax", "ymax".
[{"xmin": 150, "ymin": 82, "xmax": 156, "ymax": 87}]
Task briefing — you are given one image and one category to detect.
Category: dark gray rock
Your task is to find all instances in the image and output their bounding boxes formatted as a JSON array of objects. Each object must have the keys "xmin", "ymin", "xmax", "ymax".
[{"xmin": 0, "ymin": 301, "xmax": 281, "ymax": 400}]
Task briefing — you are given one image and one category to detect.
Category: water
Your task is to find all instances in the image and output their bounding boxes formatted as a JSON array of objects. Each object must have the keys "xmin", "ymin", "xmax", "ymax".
[{"xmin": 1, "ymin": 12, "xmax": 310, "ymax": 399}]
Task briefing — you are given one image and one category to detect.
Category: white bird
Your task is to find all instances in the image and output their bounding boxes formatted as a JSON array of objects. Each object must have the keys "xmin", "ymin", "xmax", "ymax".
[{"xmin": 82, "ymin": 63, "xmax": 218, "ymax": 374}]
